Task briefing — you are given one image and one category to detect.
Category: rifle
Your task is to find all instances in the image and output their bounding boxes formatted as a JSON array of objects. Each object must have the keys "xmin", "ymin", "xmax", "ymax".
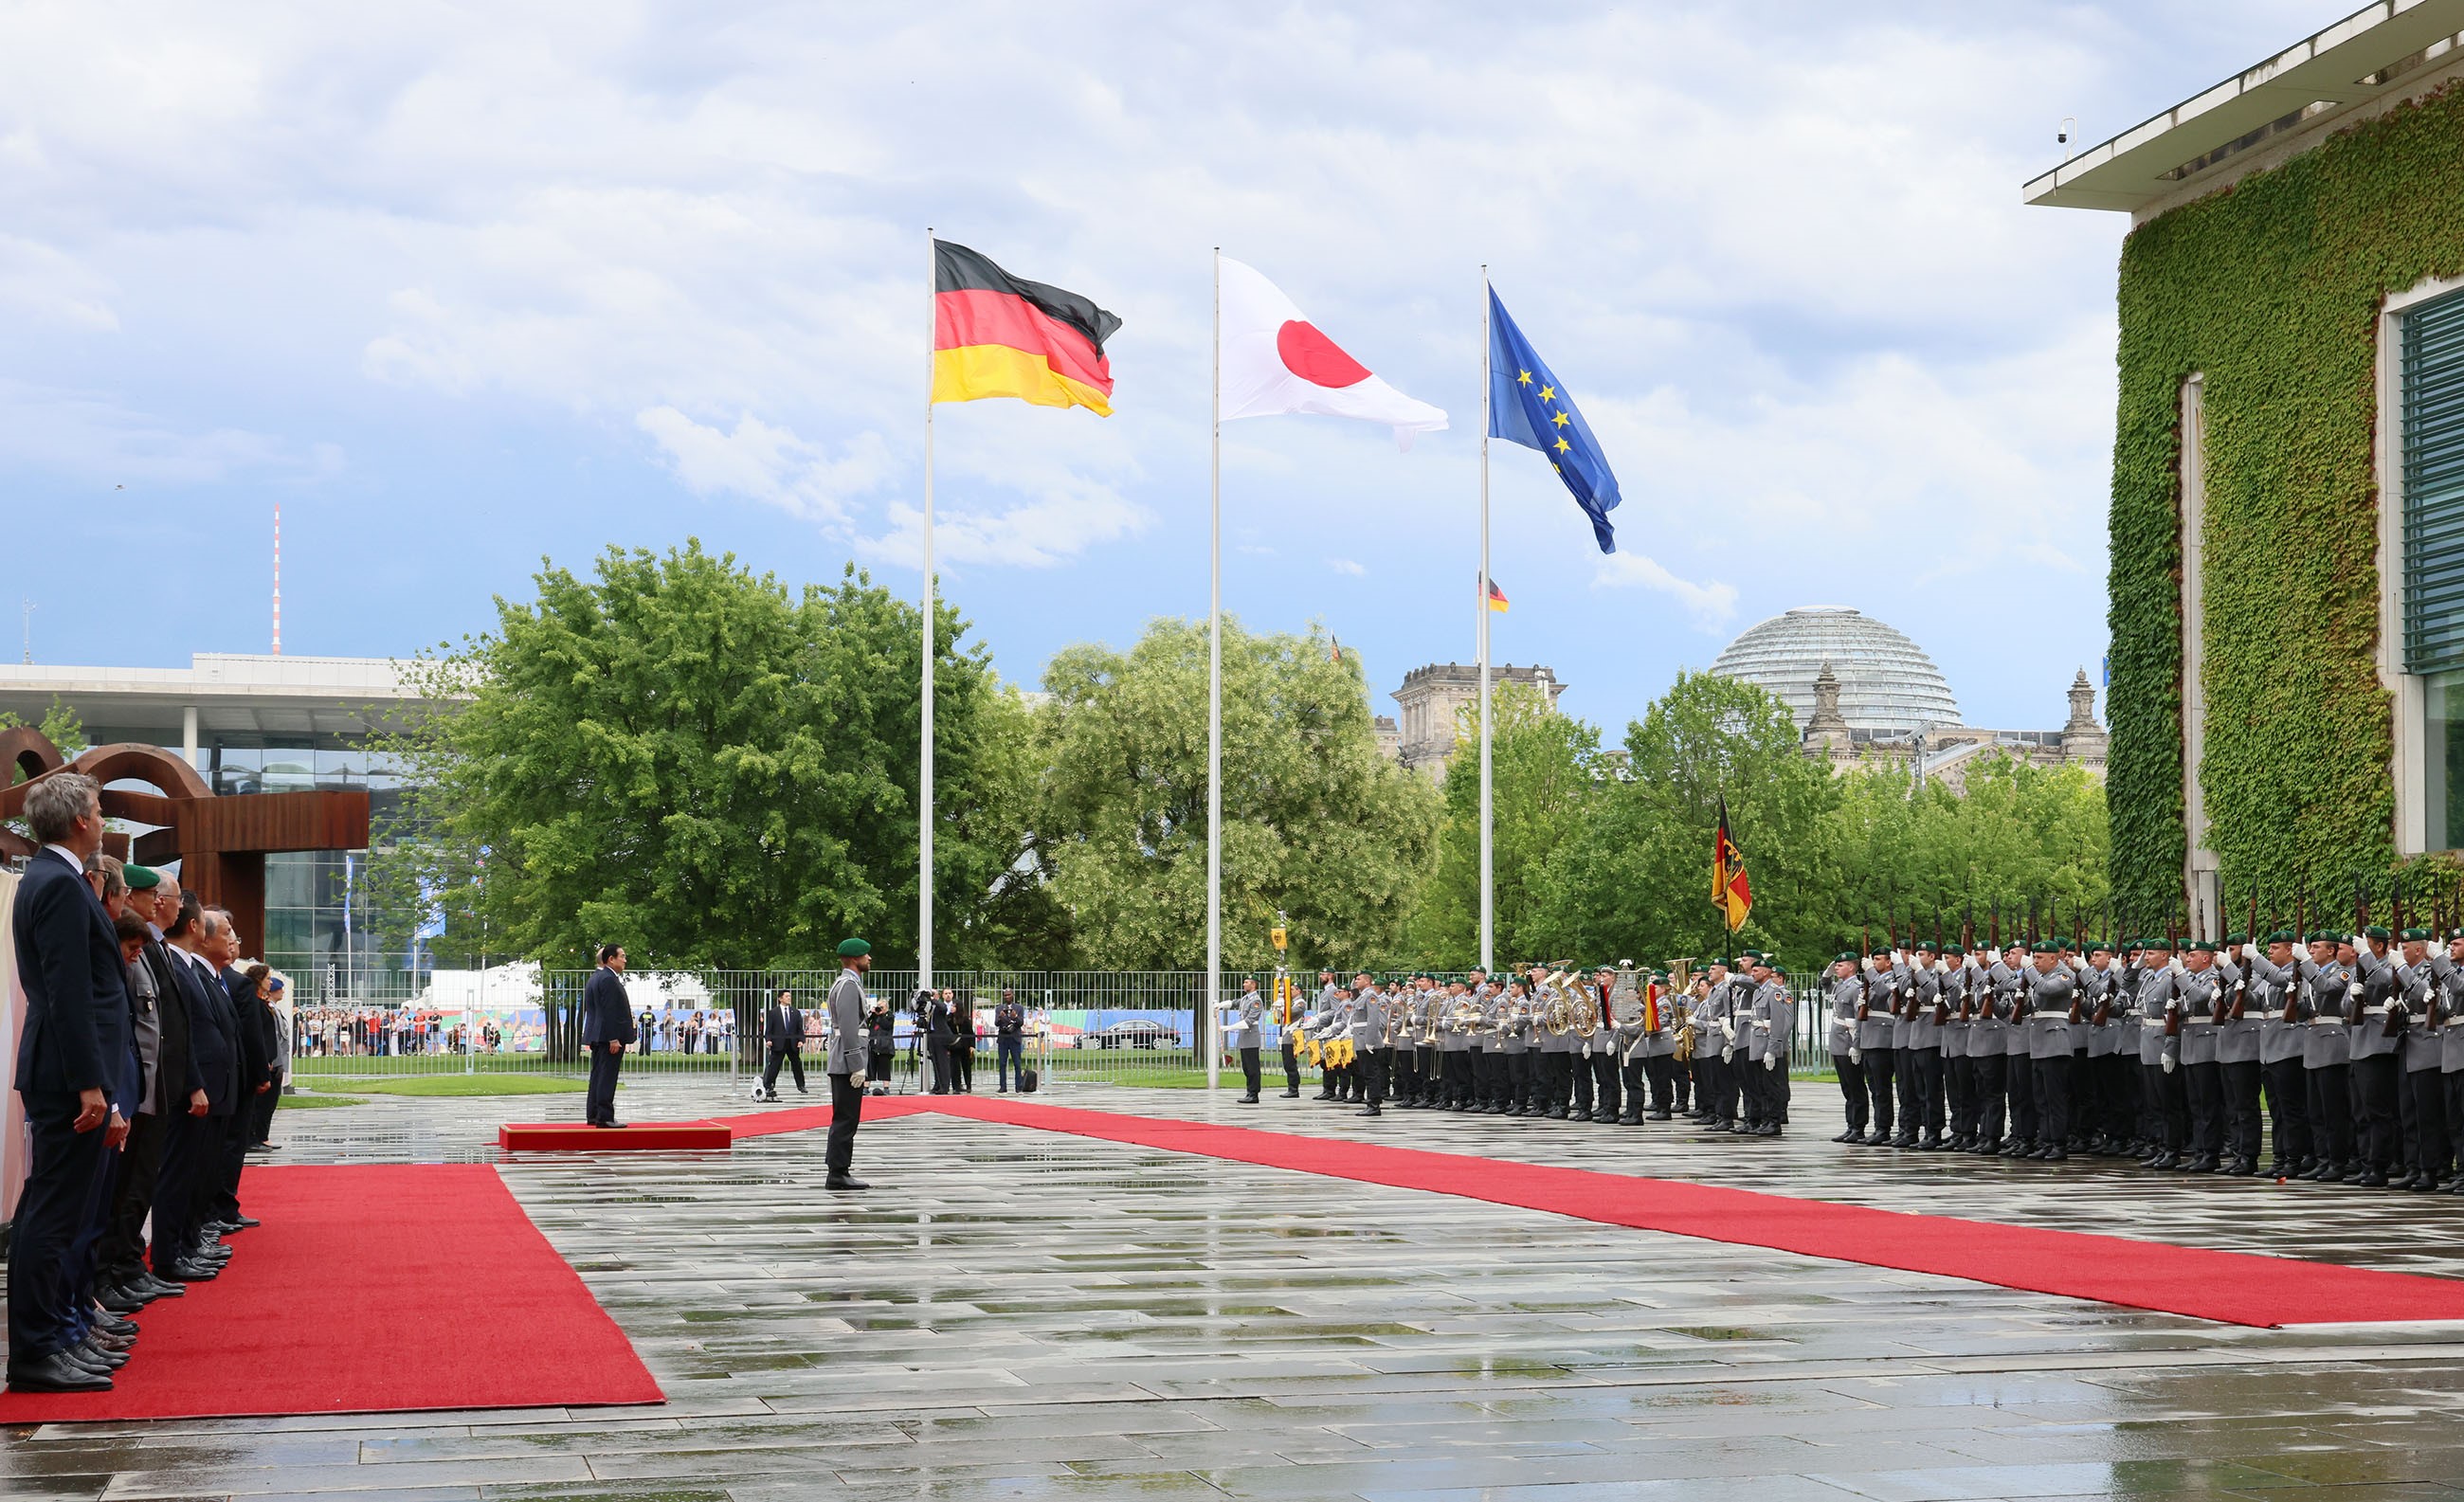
[
  {"xmin": 2287, "ymin": 886, "xmax": 2308, "ymax": 1024},
  {"xmin": 1857, "ymin": 912, "xmax": 1872, "ymax": 1023}
]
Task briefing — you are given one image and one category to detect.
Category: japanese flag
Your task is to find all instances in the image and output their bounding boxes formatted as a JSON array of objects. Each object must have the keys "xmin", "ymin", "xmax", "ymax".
[{"xmin": 1220, "ymin": 258, "xmax": 1448, "ymax": 447}]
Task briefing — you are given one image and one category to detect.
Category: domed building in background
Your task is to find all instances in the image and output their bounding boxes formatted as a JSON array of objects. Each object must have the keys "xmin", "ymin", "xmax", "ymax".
[
  {"xmin": 1710, "ymin": 606, "xmax": 1962, "ymax": 734},
  {"xmin": 1709, "ymin": 606, "xmax": 2107, "ymax": 789}
]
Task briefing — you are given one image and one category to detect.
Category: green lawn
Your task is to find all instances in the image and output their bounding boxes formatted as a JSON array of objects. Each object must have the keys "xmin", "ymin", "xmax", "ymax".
[
  {"xmin": 277, "ymin": 1093, "xmax": 369, "ymax": 1109},
  {"xmin": 350, "ymin": 1075, "xmax": 588, "ymax": 1096}
]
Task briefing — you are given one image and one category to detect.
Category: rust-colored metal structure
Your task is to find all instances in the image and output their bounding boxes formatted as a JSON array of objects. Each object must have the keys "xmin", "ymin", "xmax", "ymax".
[{"xmin": 2, "ymin": 728, "xmax": 370, "ymax": 958}]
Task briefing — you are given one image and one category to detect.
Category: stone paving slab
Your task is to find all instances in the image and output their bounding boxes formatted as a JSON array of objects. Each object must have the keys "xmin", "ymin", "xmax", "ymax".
[{"xmin": 12, "ymin": 1079, "xmax": 2464, "ymax": 1499}]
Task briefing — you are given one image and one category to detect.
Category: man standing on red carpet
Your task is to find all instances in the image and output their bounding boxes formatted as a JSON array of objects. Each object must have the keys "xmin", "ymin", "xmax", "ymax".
[
  {"xmin": 580, "ymin": 946, "xmax": 635, "ymax": 1129},
  {"xmin": 824, "ymin": 939, "xmax": 872, "ymax": 1190}
]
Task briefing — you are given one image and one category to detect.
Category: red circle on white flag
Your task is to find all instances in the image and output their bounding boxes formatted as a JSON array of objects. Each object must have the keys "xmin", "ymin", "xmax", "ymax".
[{"xmin": 1277, "ymin": 320, "xmax": 1371, "ymax": 389}]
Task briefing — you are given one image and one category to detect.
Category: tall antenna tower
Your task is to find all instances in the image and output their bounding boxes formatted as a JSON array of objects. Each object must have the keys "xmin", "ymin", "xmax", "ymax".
[{"xmin": 272, "ymin": 499, "xmax": 283, "ymax": 655}]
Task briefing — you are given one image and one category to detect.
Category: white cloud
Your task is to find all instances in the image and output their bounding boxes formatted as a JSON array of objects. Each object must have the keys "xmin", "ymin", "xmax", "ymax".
[
  {"xmin": 1592, "ymin": 552, "xmax": 1738, "ymax": 632},
  {"xmin": 635, "ymin": 406, "xmax": 890, "ymax": 528},
  {"xmin": 863, "ymin": 480, "xmax": 1148, "ymax": 571},
  {"xmin": 1329, "ymin": 558, "xmax": 1365, "ymax": 576},
  {"xmin": 0, "ymin": 380, "xmax": 341, "ymax": 486}
]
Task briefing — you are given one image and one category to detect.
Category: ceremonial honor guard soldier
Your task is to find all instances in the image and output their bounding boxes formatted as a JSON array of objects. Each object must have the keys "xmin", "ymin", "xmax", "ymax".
[
  {"xmin": 2173, "ymin": 941, "xmax": 2225, "ymax": 1171},
  {"xmin": 2211, "ymin": 937, "xmax": 2263, "ymax": 1175},
  {"xmin": 1639, "ymin": 970, "xmax": 1679, "ymax": 1119},
  {"xmin": 823, "ymin": 938, "xmax": 872, "ymax": 1190},
  {"xmin": 2350, "ymin": 928, "xmax": 2403, "ymax": 1185},
  {"xmin": 2436, "ymin": 930, "xmax": 2464, "ymax": 1191},
  {"xmin": 1741, "ymin": 956, "xmax": 1790, "ymax": 1136},
  {"xmin": 1846, "ymin": 953, "xmax": 1892, "ymax": 1143},
  {"xmin": 2392, "ymin": 929, "xmax": 2444, "ymax": 1188},
  {"xmin": 2242, "ymin": 932, "xmax": 2310, "ymax": 1177},
  {"xmin": 1938, "ymin": 943, "xmax": 1973, "ymax": 1149},
  {"xmin": 2134, "ymin": 938, "xmax": 2188, "ymax": 1167},
  {"xmin": 1966, "ymin": 945, "xmax": 2009, "ymax": 1154},
  {"xmin": 1229, "ymin": 977, "xmax": 1265, "ymax": 1104},
  {"xmin": 1904, "ymin": 943, "xmax": 1946, "ymax": 1149},
  {"xmin": 1583, "ymin": 965, "xmax": 1622, "ymax": 1124},
  {"xmin": 1495, "ymin": 978, "xmax": 1532, "ymax": 1115},
  {"xmin": 1350, "ymin": 973, "xmax": 1390, "ymax": 1116},
  {"xmin": 2294, "ymin": 932, "xmax": 2358, "ymax": 1182},
  {"xmin": 2019, "ymin": 941, "xmax": 2076, "ymax": 1160},
  {"xmin": 1827, "ymin": 953, "xmax": 1867, "ymax": 1142}
]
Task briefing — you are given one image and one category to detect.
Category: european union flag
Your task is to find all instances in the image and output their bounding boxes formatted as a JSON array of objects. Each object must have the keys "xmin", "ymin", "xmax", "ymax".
[{"xmin": 1487, "ymin": 286, "xmax": 1621, "ymax": 553}]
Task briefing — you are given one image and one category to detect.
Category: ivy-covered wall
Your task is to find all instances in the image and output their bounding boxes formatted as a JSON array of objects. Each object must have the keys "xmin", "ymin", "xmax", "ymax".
[{"xmin": 2109, "ymin": 80, "xmax": 2464, "ymax": 922}]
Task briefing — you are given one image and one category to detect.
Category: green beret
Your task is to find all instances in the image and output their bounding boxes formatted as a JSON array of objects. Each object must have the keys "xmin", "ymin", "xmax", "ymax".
[
  {"xmin": 2190, "ymin": 940, "xmax": 2219, "ymax": 953},
  {"xmin": 2403, "ymin": 927, "xmax": 2434, "ymax": 942},
  {"xmin": 1736, "ymin": 950, "xmax": 1763, "ymax": 963},
  {"xmin": 1913, "ymin": 939, "xmax": 1938, "ymax": 953},
  {"xmin": 122, "ymin": 863, "xmax": 160, "ymax": 891},
  {"xmin": 1944, "ymin": 941, "xmax": 1966, "ymax": 955},
  {"xmin": 2224, "ymin": 933, "xmax": 2249, "ymax": 948},
  {"xmin": 2030, "ymin": 940, "xmax": 2054, "ymax": 953},
  {"xmin": 2267, "ymin": 929, "xmax": 2297, "ymax": 946},
  {"xmin": 1835, "ymin": 950, "xmax": 1858, "ymax": 964},
  {"xmin": 2365, "ymin": 924, "xmax": 2392, "ymax": 941},
  {"xmin": 2308, "ymin": 931, "xmax": 2338, "ymax": 946},
  {"xmin": 837, "ymin": 937, "xmax": 871, "ymax": 958}
]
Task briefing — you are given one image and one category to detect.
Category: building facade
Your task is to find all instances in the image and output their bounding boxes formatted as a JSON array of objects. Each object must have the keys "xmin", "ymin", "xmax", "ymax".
[
  {"xmin": 2031, "ymin": 1, "xmax": 2464, "ymax": 927},
  {"xmin": 1386, "ymin": 662, "xmax": 1565, "ymax": 781},
  {"xmin": 1, "ymin": 653, "xmax": 440, "ymax": 984}
]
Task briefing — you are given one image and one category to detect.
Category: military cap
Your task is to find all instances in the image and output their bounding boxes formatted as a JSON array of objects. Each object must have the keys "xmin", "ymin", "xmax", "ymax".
[
  {"xmin": 122, "ymin": 863, "xmax": 160, "ymax": 891},
  {"xmin": 2086, "ymin": 937, "xmax": 2111, "ymax": 952},
  {"xmin": 2267, "ymin": 929, "xmax": 2297, "ymax": 946},
  {"xmin": 2189, "ymin": 939, "xmax": 2219, "ymax": 953},
  {"xmin": 2403, "ymin": 927, "xmax": 2434, "ymax": 942},
  {"xmin": 1835, "ymin": 950, "xmax": 1858, "ymax": 964},
  {"xmin": 1912, "ymin": 939, "xmax": 1938, "ymax": 953},
  {"xmin": 2224, "ymin": 932, "xmax": 2249, "ymax": 948},
  {"xmin": 837, "ymin": 937, "xmax": 871, "ymax": 958},
  {"xmin": 2307, "ymin": 931, "xmax": 2338, "ymax": 946},
  {"xmin": 2119, "ymin": 936, "xmax": 2140, "ymax": 950},
  {"xmin": 1944, "ymin": 940, "xmax": 1966, "ymax": 955},
  {"xmin": 1736, "ymin": 949, "xmax": 1764, "ymax": 963},
  {"xmin": 2032, "ymin": 939, "xmax": 2056, "ymax": 953},
  {"xmin": 2365, "ymin": 924, "xmax": 2392, "ymax": 941}
]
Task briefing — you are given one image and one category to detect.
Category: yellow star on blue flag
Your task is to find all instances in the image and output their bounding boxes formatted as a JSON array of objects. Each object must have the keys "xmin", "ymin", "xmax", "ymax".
[{"xmin": 1487, "ymin": 287, "xmax": 1622, "ymax": 552}]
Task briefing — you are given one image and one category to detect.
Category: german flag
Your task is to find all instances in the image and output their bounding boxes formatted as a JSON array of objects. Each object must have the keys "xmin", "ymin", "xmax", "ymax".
[
  {"xmin": 1712, "ymin": 797, "xmax": 1751, "ymax": 933},
  {"xmin": 933, "ymin": 240, "xmax": 1119, "ymax": 415}
]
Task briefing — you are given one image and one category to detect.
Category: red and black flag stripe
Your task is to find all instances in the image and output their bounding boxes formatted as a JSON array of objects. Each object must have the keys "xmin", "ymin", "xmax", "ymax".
[{"xmin": 933, "ymin": 240, "xmax": 1120, "ymax": 415}]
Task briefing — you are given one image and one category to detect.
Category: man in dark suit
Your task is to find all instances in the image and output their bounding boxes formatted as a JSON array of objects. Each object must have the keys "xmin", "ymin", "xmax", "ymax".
[
  {"xmin": 155, "ymin": 898, "xmax": 241, "ymax": 1285},
  {"xmin": 208, "ymin": 912, "xmax": 274, "ymax": 1235},
  {"xmin": 8, "ymin": 772, "xmax": 136, "ymax": 1393},
  {"xmin": 580, "ymin": 945, "xmax": 636, "ymax": 1127},
  {"xmin": 98, "ymin": 866, "xmax": 207, "ymax": 1311},
  {"xmin": 758, "ymin": 988, "xmax": 806, "ymax": 1101}
]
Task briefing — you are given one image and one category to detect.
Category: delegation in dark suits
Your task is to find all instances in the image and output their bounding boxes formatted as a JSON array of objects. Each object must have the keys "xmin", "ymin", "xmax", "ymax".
[
  {"xmin": 761, "ymin": 995, "xmax": 807, "ymax": 1096},
  {"xmin": 154, "ymin": 943, "xmax": 239, "ymax": 1280},
  {"xmin": 579, "ymin": 958, "xmax": 638, "ymax": 1126},
  {"xmin": 9, "ymin": 844, "xmax": 135, "ymax": 1383}
]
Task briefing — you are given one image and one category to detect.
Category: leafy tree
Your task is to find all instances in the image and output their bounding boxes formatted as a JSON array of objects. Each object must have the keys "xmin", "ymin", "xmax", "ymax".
[
  {"xmin": 3, "ymin": 699, "xmax": 89, "ymax": 847},
  {"xmin": 1399, "ymin": 679, "xmax": 1603, "ymax": 967},
  {"xmin": 372, "ymin": 540, "xmax": 1048, "ymax": 969},
  {"xmin": 1541, "ymin": 671, "xmax": 1842, "ymax": 968},
  {"xmin": 1033, "ymin": 617, "xmax": 1440, "ymax": 971}
]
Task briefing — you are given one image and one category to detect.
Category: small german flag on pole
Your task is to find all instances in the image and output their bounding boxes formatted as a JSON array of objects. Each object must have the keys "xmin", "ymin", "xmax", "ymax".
[
  {"xmin": 932, "ymin": 240, "xmax": 1120, "ymax": 415},
  {"xmin": 1712, "ymin": 796, "xmax": 1751, "ymax": 932},
  {"xmin": 1485, "ymin": 577, "xmax": 1510, "ymax": 613}
]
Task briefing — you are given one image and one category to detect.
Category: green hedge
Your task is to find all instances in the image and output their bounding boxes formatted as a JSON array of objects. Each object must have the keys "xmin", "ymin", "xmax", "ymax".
[{"xmin": 2109, "ymin": 81, "xmax": 2464, "ymax": 919}]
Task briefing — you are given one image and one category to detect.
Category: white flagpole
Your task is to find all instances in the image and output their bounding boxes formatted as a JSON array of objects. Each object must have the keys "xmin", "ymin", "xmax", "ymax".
[
  {"xmin": 1478, "ymin": 268, "xmax": 1495, "ymax": 974},
  {"xmin": 1206, "ymin": 247, "xmax": 1223, "ymax": 1096},
  {"xmin": 921, "ymin": 227, "xmax": 937, "ymax": 1000}
]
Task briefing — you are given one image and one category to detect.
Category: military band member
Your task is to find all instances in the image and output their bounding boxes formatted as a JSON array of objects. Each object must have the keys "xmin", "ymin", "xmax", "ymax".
[
  {"xmin": 1497, "ymin": 978, "xmax": 1534, "ymax": 1115},
  {"xmin": 1613, "ymin": 971, "xmax": 1650, "ymax": 1125},
  {"xmin": 1348, "ymin": 973, "xmax": 1389, "ymax": 1116},
  {"xmin": 1388, "ymin": 976, "xmax": 1421, "ymax": 1109},
  {"xmin": 1640, "ymin": 971, "xmax": 1679, "ymax": 1119},
  {"xmin": 1432, "ymin": 979, "xmax": 1469, "ymax": 1110},
  {"xmin": 1585, "ymin": 965, "xmax": 1623, "ymax": 1124},
  {"xmin": 1539, "ymin": 968, "xmax": 1581, "ymax": 1119}
]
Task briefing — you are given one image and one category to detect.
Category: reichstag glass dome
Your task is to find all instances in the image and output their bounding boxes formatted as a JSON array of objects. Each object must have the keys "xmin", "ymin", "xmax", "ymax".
[{"xmin": 1709, "ymin": 606, "xmax": 1962, "ymax": 734}]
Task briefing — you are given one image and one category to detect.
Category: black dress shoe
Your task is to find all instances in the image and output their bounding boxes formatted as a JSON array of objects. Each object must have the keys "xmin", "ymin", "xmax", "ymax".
[
  {"xmin": 1281, "ymin": 1089, "xmax": 1300, "ymax": 1098},
  {"xmin": 170, "ymin": 1258, "xmax": 221, "ymax": 1281},
  {"xmin": 1238, "ymin": 1094, "xmax": 1259, "ymax": 1104},
  {"xmin": 76, "ymin": 1340, "xmax": 128, "ymax": 1370},
  {"xmin": 824, "ymin": 1175, "xmax": 871, "ymax": 1190},
  {"xmin": 7, "ymin": 1351, "xmax": 113, "ymax": 1392},
  {"xmin": 144, "ymin": 1270, "xmax": 189, "ymax": 1293},
  {"xmin": 94, "ymin": 1313, "xmax": 138, "ymax": 1340},
  {"xmin": 97, "ymin": 1284, "xmax": 147, "ymax": 1314},
  {"xmin": 1356, "ymin": 1105, "xmax": 1383, "ymax": 1116},
  {"xmin": 226, "ymin": 1215, "xmax": 261, "ymax": 1231}
]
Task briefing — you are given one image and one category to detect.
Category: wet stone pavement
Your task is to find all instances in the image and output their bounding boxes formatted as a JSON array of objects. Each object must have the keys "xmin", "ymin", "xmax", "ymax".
[{"xmin": 11, "ymin": 1077, "xmax": 2464, "ymax": 1500}]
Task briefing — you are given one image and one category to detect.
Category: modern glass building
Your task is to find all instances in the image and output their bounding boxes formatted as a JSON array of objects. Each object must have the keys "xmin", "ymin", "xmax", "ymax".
[
  {"xmin": 1, "ymin": 653, "xmax": 439, "ymax": 990},
  {"xmin": 1709, "ymin": 606, "xmax": 1964, "ymax": 734}
]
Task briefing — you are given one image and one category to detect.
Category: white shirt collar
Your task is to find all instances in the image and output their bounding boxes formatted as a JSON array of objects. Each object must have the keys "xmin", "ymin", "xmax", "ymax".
[{"xmin": 44, "ymin": 842, "xmax": 84, "ymax": 875}]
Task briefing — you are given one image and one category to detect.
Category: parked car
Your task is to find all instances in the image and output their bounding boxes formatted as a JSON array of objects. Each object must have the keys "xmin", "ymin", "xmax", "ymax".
[{"xmin": 1090, "ymin": 1019, "xmax": 1179, "ymax": 1050}]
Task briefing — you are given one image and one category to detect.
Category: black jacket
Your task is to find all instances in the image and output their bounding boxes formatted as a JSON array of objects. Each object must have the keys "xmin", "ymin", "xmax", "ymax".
[
  {"xmin": 765, "ymin": 1003, "xmax": 803, "ymax": 1047},
  {"xmin": 995, "ymin": 1001, "xmax": 1024, "ymax": 1039},
  {"xmin": 9, "ymin": 848, "xmax": 133, "ymax": 1101},
  {"xmin": 226, "ymin": 967, "xmax": 277, "ymax": 1094},
  {"xmin": 142, "ymin": 938, "xmax": 206, "ymax": 1113},
  {"xmin": 580, "ymin": 968, "xmax": 638, "ymax": 1045},
  {"xmin": 172, "ymin": 950, "xmax": 240, "ymax": 1115}
]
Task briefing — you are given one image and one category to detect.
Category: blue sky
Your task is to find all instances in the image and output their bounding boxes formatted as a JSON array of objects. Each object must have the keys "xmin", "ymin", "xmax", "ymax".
[{"xmin": 4, "ymin": 1, "xmax": 2345, "ymax": 733}]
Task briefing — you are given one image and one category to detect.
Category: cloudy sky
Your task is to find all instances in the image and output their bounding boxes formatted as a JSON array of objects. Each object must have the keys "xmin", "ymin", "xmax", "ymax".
[{"xmin": 4, "ymin": 1, "xmax": 2345, "ymax": 733}]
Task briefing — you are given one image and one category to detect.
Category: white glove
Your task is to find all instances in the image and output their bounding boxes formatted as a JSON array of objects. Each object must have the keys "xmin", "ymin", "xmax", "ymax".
[
  {"xmin": 2348, "ymin": 982, "xmax": 2364, "ymax": 998},
  {"xmin": 1848, "ymin": 1046, "xmax": 1862, "ymax": 1064},
  {"xmin": 1891, "ymin": 949, "xmax": 1906, "ymax": 967},
  {"xmin": 1934, "ymin": 958, "xmax": 1951, "ymax": 975},
  {"xmin": 2351, "ymin": 934, "xmax": 2367, "ymax": 952},
  {"xmin": 850, "ymin": 1073, "xmax": 867, "ymax": 1091},
  {"xmin": 2241, "ymin": 942, "xmax": 2260, "ymax": 963},
  {"xmin": 1764, "ymin": 1051, "xmax": 1779, "ymax": 1072},
  {"xmin": 2161, "ymin": 1054, "xmax": 2175, "ymax": 1075}
]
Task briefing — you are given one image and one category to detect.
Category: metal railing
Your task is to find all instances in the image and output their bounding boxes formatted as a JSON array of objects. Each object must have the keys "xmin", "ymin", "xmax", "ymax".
[{"xmin": 269, "ymin": 963, "xmax": 1845, "ymax": 1084}]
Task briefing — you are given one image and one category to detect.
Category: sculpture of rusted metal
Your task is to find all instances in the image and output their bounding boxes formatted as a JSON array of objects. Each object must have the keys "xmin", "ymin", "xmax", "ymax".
[{"xmin": 1, "ymin": 728, "xmax": 370, "ymax": 958}]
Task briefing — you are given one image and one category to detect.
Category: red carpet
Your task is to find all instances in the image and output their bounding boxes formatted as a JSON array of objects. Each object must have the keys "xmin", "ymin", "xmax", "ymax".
[
  {"xmin": 0, "ymin": 1165, "xmax": 662, "ymax": 1422},
  {"xmin": 500, "ymin": 1121, "xmax": 732, "ymax": 1149},
  {"xmin": 716, "ymin": 1094, "xmax": 935, "ymax": 1139},
  {"xmin": 902, "ymin": 1096, "xmax": 2464, "ymax": 1330}
]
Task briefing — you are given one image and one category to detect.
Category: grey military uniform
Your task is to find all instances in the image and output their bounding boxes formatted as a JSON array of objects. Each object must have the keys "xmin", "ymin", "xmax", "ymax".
[
  {"xmin": 825, "ymin": 968, "xmax": 867, "ymax": 1075},
  {"xmin": 2175, "ymin": 966, "xmax": 2222, "ymax": 1066},
  {"xmin": 2352, "ymin": 948, "xmax": 2401, "ymax": 1059},
  {"xmin": 2295, "ymin": 957, "xmax": 2353, "ymax": 1067},
  {"xmin": 2025, "ymin": 964, "xmax": 2078, "ymax": 1059},
  {"xmin": 2213, "ymin": 959, "xmax": 2263, "ymax": 1065},
  {"xmin": 1230, "ymin": 992, "xmax": 1264, "ymax": 1050}
]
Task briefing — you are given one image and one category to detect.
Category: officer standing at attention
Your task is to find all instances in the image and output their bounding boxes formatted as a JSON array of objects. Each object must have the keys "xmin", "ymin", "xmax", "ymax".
[
  {"xmin": 580, "ymin": 945, "xmax": 635, "ymax": 1129},
  {"xmin": 2213, "ymin": 936, "xmax": 2267, "ymax": 1175},
  {"xmin": 1229, "ymin": 976, "xmax": 1265, "ymax": 1104},
  {"xmin": 2173, "ymin": 941, "xmax": 2226, "ymax": 1171},
  {"xmin": 1851, "ymin": 952, "xmax": 1895, "ymax": 1145},
  {"xmin": 1827, "ymin": 953, "xmax": 1867, "ymax": 1142},
  {"xmin": 823, "ymin": 939, "xmax": 873, "ymax": 1190},
  {"xmin": 1939, "ymin": 943, "xmax": 1973, "ymax": 1149},
  {"xmin": 1350, "ymin": 972, "xmax": 1390, "ymax": 1116}
]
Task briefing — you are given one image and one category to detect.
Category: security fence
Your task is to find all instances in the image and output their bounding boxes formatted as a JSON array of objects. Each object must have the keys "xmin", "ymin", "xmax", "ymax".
[{"xmin": 270, "ymin": 962, "xmax": 1841, "ymax": 1084}]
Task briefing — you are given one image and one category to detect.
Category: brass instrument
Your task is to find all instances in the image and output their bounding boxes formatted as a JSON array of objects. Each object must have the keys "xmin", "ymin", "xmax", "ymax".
[
  {"xmin": 1672, "ymin": 997, "xmax": 1698, "ymax": 1062},
  {"xmin": 1447, "ymin": 997, "xmax": 1483, "ymax": 1036},
  {"xmin": 1571, "ymin": 980, "xmax": 1600, "ymax": 1042}
]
